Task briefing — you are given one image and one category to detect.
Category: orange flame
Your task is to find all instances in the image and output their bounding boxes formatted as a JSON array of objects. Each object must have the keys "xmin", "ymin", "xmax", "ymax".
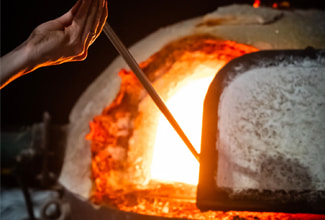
[{"xmin": 253, "ymin": 0, "xmax": 261, "ymax": 8}]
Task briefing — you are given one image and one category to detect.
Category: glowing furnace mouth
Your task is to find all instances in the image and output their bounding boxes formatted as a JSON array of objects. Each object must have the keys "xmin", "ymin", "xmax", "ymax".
[
  {"xmin": 85, "ymin": 35, "xmax": 258, "ymax": 217},
  {"xmin": 150, "ymin": 74, "xmax": 214, "ymax": 185}
]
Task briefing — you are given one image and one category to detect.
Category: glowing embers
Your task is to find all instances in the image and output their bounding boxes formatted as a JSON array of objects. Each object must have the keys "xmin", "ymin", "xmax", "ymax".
[
  {"xmin": 151, "ymin": 76, "xmax": 213, "ymax": 185},
  {"xmin": 253, "ymin": 0, "xmax": 261, "ymax": 8},
  {"xmin": 252, "ymin": 0, "xmax": 290, "ymax": 8}
]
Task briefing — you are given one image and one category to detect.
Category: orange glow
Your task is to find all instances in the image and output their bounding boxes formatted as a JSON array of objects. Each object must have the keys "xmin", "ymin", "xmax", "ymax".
[
  {"xmin": 87, "ymin": 35, "xmax": 266, "ymax": 218},
  {"xmin": 273, "ymin": 1, "xmax": 290, "ymax": 8},
  {"xmin": 151, "ymin": 76, "xmax": 214, "ymax": 185},
  {"xmin": 253, "ymin": 0, "xmax": 261, "ymax": 8}
]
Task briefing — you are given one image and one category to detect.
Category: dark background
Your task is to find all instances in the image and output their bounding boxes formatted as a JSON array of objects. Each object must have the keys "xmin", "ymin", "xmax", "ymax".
[
  {"xmin": 1, "ymin": 0, "xmax": 324, "ymax": 127},
  {"xmin": 1, "ymin": 0, "xmax": 247, "ymax": 126}
]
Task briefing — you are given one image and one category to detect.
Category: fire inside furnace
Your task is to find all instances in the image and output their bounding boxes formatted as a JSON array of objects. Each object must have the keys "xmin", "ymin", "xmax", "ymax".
[{"xmin": 151, "ymin": 75, "xmax": 213, "ymax": 185}]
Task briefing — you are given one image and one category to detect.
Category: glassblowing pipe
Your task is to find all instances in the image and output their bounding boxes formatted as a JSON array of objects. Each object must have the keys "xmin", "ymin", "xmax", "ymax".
[{"xmin": 102, "ymin": 23, "xmax": 200, "ymax": 162}]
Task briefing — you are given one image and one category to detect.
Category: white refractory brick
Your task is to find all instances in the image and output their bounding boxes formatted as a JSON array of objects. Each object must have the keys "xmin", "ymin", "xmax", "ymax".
[{"xmin": 217, "ymin": 59, "xmax": 325, "ymax": 191}]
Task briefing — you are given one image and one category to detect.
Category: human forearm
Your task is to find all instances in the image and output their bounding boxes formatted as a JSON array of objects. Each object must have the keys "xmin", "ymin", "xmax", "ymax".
[{"xmin": 0, "ymin": 41, "xmax": 38, "ymax": 89}]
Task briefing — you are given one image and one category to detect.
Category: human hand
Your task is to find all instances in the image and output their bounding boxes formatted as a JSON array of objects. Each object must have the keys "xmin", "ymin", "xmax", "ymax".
[
  {"xmin": 27, "ymin": 0, "xmax": 108, "ymax": 66},
  {"xmin": 0, "ymin": 0, "xmax": 108, "ymax": 89}
]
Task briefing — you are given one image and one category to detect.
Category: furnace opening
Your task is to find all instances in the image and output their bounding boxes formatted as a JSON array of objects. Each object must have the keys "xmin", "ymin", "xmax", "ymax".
[{"xmin": 86, "ymin": 35, "xmax": 258, "ymax": 218}]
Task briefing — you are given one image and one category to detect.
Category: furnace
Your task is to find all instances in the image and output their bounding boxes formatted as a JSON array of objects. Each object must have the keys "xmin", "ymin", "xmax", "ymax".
[{"xmin": 58, "ymin": 4, "xmax": 325, "ymax": 220}]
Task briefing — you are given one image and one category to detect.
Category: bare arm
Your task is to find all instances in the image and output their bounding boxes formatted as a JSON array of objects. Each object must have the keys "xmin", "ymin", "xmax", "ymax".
[{"xmin": 0, "ymin": 0, "xmax": 108, "ymax": 89}]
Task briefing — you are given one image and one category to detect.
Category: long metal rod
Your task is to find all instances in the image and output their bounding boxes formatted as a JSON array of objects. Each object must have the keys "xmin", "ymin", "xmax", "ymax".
[{"xmin": 103, "ymin": 23, "xmax": 200, "ymax": 162}]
